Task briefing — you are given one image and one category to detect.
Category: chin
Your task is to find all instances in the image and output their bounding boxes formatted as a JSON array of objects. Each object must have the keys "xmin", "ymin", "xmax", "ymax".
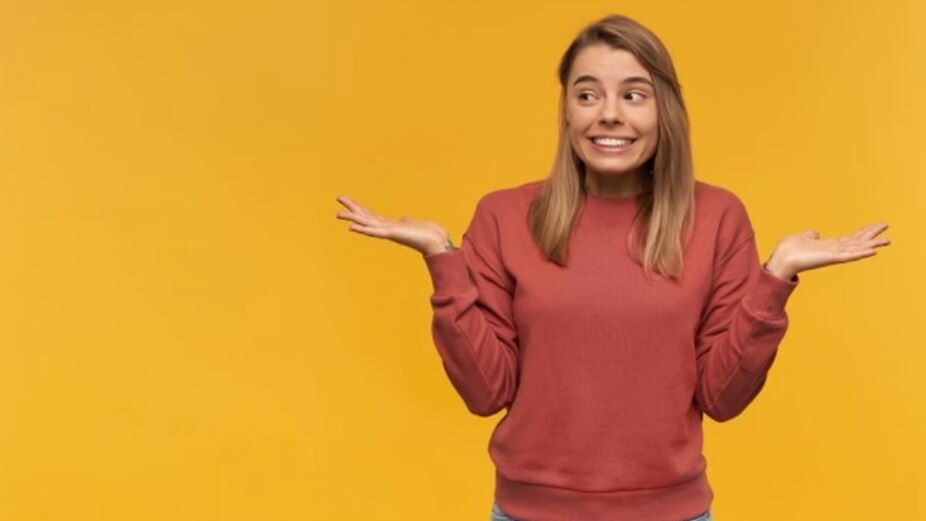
[
  {"xmin": 589, "ymin": 166, "xmax": 642, "ymax": 176},
  {"xmin": 583, "ymin": 157, "xmax": 645, "ymax": 174}
]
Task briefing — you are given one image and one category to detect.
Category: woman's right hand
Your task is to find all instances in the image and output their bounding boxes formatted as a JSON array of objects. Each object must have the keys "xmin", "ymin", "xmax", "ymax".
[{"xmin": 335, "ymin": 195, "xmax": 455, "ymax": 256}]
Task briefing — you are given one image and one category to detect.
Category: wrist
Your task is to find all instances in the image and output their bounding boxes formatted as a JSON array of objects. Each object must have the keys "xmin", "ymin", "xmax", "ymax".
[
  {"xmin": 422, "ymin": 237, "xmax": 457, "ymax": 257},
  {"xmin": 764, "ymin": 256, "xmax": 796, "ymax": 281}
]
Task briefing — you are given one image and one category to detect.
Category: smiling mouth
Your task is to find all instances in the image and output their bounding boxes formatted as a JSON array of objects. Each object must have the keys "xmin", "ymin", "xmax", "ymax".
[{"xmin": 588, "ymin": 137, "xmax": 636, "ymax": 150}]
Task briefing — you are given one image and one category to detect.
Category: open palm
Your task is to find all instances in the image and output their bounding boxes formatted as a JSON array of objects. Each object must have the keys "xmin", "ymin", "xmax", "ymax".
[
  {"xmin": 775, "ymin": 223, "xmax": 891, "ymax": 275},
  {"xmin": 335, "ymin": 195, "xmax": 451, "ymax": 256}
]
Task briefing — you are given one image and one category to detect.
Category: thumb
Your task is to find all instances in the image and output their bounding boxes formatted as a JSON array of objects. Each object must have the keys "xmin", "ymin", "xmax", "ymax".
[{"xmin": 803, "ymin": 229, "xmax": 820, "ymax": 239}]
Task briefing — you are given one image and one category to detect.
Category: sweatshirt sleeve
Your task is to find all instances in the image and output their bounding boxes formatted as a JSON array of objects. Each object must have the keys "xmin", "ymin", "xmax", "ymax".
[
  {"xmin": 422, "ymin": 194, "xmax": 520, "ymax": 417},
  {"xmin": 693, "ymin": 196, "xmax": 799, "ymax": 422}
]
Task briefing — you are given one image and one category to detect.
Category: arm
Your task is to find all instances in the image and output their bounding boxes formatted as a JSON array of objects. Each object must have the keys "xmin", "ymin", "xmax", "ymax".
[
  {"xmin": 694, "ymin": 202, "xmax": 800, "ymax": 422},
  {"xmin": 422, "ymin": 195, "xmax": 520, "ymax": 417}
]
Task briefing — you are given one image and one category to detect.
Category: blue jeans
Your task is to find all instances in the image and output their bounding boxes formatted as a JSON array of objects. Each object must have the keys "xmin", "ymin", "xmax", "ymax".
[{"xmin": 491, "ymin": 502, "xmax": 712, "ymax": 521}]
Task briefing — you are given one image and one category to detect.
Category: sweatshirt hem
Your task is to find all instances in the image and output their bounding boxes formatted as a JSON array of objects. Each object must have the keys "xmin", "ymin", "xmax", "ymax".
[{"xmin": 494, "ymin": 468, "xmax": 714, "ymax": 521}]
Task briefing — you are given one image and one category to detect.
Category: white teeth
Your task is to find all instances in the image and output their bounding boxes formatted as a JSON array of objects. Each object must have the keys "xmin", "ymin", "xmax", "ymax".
[{"xmin": 592, "ymin": 137, "xmax": 634, "ymax": 147}]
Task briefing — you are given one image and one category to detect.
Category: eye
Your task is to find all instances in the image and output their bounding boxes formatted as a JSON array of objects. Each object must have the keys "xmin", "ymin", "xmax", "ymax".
[
  {"xmin": 578, "ymin": 92, "xmax": 596, "ymax": 102},
  {"xmin": 626, "ymin": 91, "xmax": 647, "ymax": 102}
]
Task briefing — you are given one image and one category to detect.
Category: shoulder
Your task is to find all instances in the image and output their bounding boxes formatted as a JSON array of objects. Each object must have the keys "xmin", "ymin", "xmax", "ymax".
[
  {"xmin": 474, "ymin": 179, "xmax": 545, "ymax": 215},
  {"xmin": 694, "ymin": 179, "xmax": 755, "ymax": 246},
  {"xmin": 478, "ymin": 179, "xmax": 544, "ymax": 205},
  {"xmin": 464, "ymin": 180, "xmax": 543, "ymax": 240},
  {"xmin": 694, "ymin": 179, "xmax": 754, "ymax": 227},
  {"xmin": 694, "ymin": 179, "xmax": 748, "ymax": 214}
]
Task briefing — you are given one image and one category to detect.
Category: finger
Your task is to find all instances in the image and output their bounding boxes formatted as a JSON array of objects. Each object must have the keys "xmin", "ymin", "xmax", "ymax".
[
  {"xmin": 853, "ymin": 222, "xmax": 889, "ymax": 240},
  {"xmin": 336, "ymin": 195, "xmax": 376, "ymax": 217},
  {"xmin": 867, "ymin": 223, "xmax": 889, "ymax": 238},
  {"xmin": 348, "ymin": 223, "xmax": 389, "ymax": 238},
  {"xmin": 335, "ymin": 211, "xmax": 361, "ymax": 224},
  {"xmin": 336, "ymin": 195, "xmax": 372, "ymax": 216},
  {"xmin": 866, "ymin": 237, "xmax": 891, "ymax": 248},
  {"xmin": 337, "ymin": 210, "xmax": 382, "ymax": 227},
  {"xmin": 836, "ymin": 248, "xmax": 878, "ymax": 263},
  {"xmin": 850, "ymin": 236, "xmax": 891, "ymax": 249},
  {"xmin": 841, "ymin": 238, "xmax": 887, "ymax": 253},
  {"xmin": 849, "ymin": 224, "xmax": 877, "ymax": 240}
]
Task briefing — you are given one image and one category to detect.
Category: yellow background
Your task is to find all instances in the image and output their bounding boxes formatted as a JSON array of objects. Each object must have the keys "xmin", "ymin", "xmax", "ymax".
[{"xmin": 1, "ymin": 1, "xmax": 923, "ymax": 519}]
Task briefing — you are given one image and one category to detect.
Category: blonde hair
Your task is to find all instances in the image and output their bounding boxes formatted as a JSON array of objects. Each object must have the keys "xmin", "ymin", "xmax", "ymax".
[{"xmin": 528, "ymin": 14, "xmax": 696, "ymax": 281}]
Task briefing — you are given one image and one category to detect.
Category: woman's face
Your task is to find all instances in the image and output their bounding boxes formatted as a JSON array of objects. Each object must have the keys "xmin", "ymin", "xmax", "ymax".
[{"xmin": 564, "ymin": 44, "xmax": 658, "ymax": 179}]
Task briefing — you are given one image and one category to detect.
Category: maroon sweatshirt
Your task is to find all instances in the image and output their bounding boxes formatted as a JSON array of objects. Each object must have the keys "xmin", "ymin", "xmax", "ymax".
[{"xmin": 423, "ymin": 179, "xmax": 799, "ymax": 521}]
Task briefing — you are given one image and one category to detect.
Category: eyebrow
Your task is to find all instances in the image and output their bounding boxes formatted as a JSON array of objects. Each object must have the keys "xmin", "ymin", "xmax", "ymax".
[{"xmin": 572, "ymin": 74, "xmax": 654, "ymax": 87}]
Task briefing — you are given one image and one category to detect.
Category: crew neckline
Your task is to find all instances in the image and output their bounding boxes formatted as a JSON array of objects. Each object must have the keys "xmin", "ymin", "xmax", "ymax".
[{"xmin": 583, "ymin": 189, "xmax": 647, "ymax": 205}]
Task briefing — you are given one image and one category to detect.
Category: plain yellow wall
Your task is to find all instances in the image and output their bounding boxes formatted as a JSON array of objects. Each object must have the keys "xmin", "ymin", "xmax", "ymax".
[{"xmin": 0, "ymin": 1, "xmax": 923, "ymax": 520}]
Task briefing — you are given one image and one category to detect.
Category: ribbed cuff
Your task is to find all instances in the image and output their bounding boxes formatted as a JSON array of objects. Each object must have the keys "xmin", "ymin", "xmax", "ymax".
[
  {"xmin": 748, "ymin": 263, "xmax": 799, "ymax": 317},
  {"xmin": 423, "ymin": 248, "xmax": 471, "ymax": 295}
]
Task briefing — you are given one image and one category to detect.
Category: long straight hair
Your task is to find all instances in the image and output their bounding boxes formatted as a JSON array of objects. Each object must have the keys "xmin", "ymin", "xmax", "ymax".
[{"xmin": 527, "ymin": 14, "xmax": 696, "ymax": 282}]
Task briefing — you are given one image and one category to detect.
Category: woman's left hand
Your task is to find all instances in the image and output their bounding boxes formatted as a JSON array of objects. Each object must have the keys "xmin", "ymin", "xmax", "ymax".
[{"xmin": 764, "ymin": 223, "xmax": 891, "ymax": 281}]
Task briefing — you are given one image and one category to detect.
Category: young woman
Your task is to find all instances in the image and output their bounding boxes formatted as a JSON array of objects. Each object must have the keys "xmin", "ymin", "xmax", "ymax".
[{"xmin": 335, "ymin": 14, "xmax": 890, "ymax": 521}]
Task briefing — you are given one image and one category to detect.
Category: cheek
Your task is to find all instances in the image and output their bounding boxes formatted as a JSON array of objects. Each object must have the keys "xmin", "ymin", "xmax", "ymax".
[
  {"xmin": 570, "ymin": 131, "xmax": 588, "ymax": 156},
  {"xmin": 638, "ymin": 116, "xmax": 658, "ymax": 144},
  {"xmin": 645, "ymin": 109, "xmax": 659, "ymax": 136},
  {"xmin": 566, "ymin": 119, "xmax": 586, "ymax": 144},
  {"xmin": 645, "ymin": 124, "xmax": 658, "ymax": 141}
]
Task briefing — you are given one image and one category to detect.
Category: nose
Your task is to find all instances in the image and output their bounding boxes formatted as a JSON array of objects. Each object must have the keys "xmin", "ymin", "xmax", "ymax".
[{"xmin": 599, "ymin": 95, "xmax": 624, "ymax": 125}]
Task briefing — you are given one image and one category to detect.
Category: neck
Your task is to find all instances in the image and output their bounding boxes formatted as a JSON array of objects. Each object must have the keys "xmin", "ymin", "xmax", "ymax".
[{"xmin": 584, "ymin": 168, "xmax": 648, "ymax": 198}]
